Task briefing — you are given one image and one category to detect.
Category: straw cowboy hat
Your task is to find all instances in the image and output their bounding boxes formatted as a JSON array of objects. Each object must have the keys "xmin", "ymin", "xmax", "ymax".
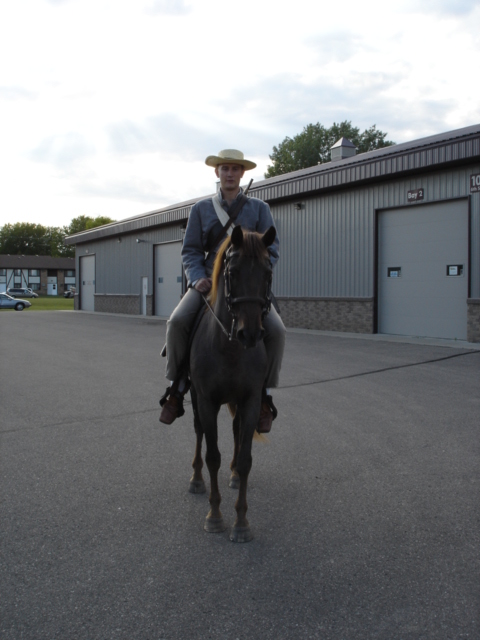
[{"xmin": 205, "ymin": 149, "xmax": 257, "ymax": 171}]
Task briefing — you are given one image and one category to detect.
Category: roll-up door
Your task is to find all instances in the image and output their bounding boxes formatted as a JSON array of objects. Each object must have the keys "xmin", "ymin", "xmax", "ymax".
[{"xmin": 378, "ymin": 200, "xmax": 468, "ymax": 340}]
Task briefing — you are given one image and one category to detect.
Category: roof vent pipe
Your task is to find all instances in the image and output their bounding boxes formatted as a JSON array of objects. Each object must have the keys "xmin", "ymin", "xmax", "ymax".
[{"xmin": 330, "ymin": 137, "xmax": 356, "ymax": 162}]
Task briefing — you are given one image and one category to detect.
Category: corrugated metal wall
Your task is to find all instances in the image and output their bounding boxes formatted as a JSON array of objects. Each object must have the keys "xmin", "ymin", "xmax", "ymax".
[
  {"xmin": 76, "ymin": 224, "xmax": 184, "ymax": 295},
  {"xmin": 74, "ymin": 164, "xmax": 480, "ymax": 302},
  {"xmin": 271, "ymin": 165, "xmax": 480, "ymax": 299}
]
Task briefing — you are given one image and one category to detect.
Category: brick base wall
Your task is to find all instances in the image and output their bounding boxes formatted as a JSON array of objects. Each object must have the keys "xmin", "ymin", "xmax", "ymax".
[
  {"xmin": 467, "ymin": 299, "xmax": 480, "ymax": 343},
  {"xmin": 92, "ymin": 294, "xmax": 154, "ymax": 316},
  {"xmin": 276, "ymin": 297, "xmax": 374, "ymax": 333},
  {"xmin": 95, "ymin": 294, "xmax": 141, "ymax": 315}
]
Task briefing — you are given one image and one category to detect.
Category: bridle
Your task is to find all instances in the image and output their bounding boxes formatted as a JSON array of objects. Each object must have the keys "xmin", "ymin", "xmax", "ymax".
[{"xmin": 203, "ymin": 246, "xmax": 273, "ymax": 341}]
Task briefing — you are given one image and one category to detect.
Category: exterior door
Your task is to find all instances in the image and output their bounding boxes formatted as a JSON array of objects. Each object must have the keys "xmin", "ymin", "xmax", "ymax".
[
  {"xmin": 80, "ymin": 255, "xmax": 96, "ymax": 312},
  {"xmin": 154, "ymin": 241, "xmax": 182, "ymax": 317},
  {"xmin": 378, "ymin": 199, "xmax": 468, "ymax": 340}
]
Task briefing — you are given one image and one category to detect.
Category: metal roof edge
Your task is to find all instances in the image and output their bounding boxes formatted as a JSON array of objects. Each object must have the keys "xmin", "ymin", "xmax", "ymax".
[
  {"xmin": 64, "ymin": 194, "xmax": 214, "ymax": 245},
  {"xmin": 250, "ymin": 123, "xmax": 480, "ymax": 189},
  {"xmin": 65, "ymin": 123, "xmax": 480, "ymax": 245}
]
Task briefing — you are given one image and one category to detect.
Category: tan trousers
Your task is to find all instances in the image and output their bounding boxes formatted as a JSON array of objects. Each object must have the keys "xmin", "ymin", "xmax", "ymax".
[{"xmin": 165, "ymin": 287, "xmax": 286, "ymax": 388}]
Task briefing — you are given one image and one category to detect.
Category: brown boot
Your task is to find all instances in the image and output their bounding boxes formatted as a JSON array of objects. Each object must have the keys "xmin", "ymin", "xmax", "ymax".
[
  {"xmin": 257, "ymin": 401, "xmax": 273, "ymax": 433},
  {"xmin": 257, "ymin": 392, "xmax": 278, "ymax": 433},
  {"xmin": 159, "ymin": 394, "xmax": 183, "ymax": 424},
  {"xmin": 159, "ymin": 380, "xmax": 189, "ymax": 425}
]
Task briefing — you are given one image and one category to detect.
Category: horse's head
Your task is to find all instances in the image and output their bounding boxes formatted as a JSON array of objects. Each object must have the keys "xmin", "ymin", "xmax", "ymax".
[{"xmin": 223, "ymin": 225, "xmax": 276, "ymax": 348}]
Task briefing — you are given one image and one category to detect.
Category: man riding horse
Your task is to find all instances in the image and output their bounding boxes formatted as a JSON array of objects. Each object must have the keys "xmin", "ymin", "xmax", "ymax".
[{"xmin": 159, "ymin": 149, "xmax": 286, "ymax": 432}]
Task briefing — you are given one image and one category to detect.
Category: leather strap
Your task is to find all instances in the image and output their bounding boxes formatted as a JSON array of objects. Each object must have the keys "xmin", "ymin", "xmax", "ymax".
[{"xmin": 208, "ymin": 194, "xmax": 249, "ymax": 252}]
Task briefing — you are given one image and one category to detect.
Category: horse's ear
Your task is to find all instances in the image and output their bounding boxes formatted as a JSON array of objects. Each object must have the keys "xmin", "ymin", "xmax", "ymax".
[
  {"xmin": 262, "ymin": 225, "xmax": 276, "ymax": 248},
  {"xmin": 231, "ymin": 225, "xmax": 243, "ymax": 248}
]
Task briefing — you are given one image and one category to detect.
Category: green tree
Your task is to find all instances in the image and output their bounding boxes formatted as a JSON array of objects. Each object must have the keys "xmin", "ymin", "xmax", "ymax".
[
  {"xmin": 63, "ymin": 215, "xmax": 116, "ymax": 235},
  {"xmin": 265, "ymin": 121, "xmax": 395, "ymax": 178},
  {"xmin": 85, "ymin": 216, "xmax": 116, "ymax": 230},
  {"xmin": 0, "ymin": 216, "xmax": 116, "ymax": 258},
  {"xmin": 61, "ymin": 215, "xmax": 116, "ymax": 257},
  {"xmin": 0, "ymin": 223, "xmax": 53, "ymax": 255}
]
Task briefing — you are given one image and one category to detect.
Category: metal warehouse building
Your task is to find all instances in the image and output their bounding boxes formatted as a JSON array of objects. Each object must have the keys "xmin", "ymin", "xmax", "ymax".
[{"xmin": 65, "ymin": 124, "xmax": 480, "ymax": 343}]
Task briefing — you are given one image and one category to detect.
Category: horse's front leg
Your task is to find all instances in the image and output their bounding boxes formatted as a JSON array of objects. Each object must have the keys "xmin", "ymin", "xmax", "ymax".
[
  {"xmin": 190, "ymin": 423, "xmax": 206, "ymax": 494},
  {"xmin": 198, "ymin": 398, "xmax": 226, "ymax": 533},
  {"xmin": 189, "ymin": 385, "xmax": 206, "ymax": 494},
  {"xmin": 229, "ymin": 407, "xmax": 240, "ymax": 490},
  {"xmin": 230, "ymin": 400, "xmax": 259, "ymax": 543}
]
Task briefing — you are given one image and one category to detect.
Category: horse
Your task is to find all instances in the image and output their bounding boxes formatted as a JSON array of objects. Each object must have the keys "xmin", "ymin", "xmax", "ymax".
[{"xmin": 188, "ymin": 224, "xmax": 277, "ymax": 542}]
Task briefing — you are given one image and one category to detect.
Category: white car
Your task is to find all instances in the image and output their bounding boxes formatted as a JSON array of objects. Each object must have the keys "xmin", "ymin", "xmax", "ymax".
[
  {"xmin": 0, "ymin": 292, "xmax": 32, "ymax": 310},
  {"xmin": 6, "ymin": 287, "xmax": 39, "ymax": 298}
]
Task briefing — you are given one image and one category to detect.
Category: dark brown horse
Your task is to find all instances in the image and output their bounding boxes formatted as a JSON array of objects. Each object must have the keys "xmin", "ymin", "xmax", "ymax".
[{"xmin": 188, "ymin": 225, "xmax": 276, "ymax": 542}]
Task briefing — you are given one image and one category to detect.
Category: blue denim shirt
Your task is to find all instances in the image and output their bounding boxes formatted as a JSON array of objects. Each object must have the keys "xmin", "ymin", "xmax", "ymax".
[{"xmin": 181, "ymin": 189, "xmax": 280, "ymax": 287}]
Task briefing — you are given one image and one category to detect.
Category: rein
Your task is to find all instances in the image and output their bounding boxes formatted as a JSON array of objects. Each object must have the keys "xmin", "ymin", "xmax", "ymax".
[
  {"xmin": 202, "ymin": 294, "xmax": 233, "ymax": 340},
  {"xmin": 202, "ymin": 246, "xmax": 273, "ymax": 342}
]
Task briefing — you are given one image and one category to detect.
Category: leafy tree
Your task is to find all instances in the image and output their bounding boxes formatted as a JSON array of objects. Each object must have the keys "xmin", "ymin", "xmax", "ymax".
[
  {"xmin": 63, "ymin": 215, "xmax": 116, "ymax": 235},
  {"xmin": 0, "ymin": 223, "xmax": 53, "ymax": 255},
  {"xmin": 265, "ymin": 121, "xmax": 395, "ymax": 178},
  {"xmin": 61, "ymin": 215, "xmax": 116, "ymax": 257},
  {"xmin": 85, "ymin": 216, "xmax": 116, "ymax": 230},
  {"xmin": 0, "ymin": 215, "xmax": 116, "ymax": 258}
]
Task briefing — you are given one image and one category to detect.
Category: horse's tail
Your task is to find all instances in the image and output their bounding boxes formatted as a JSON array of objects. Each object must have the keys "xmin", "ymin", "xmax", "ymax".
[{"xmin": 227, "ymin": 403, "xmax": 268, "ymax": 443}]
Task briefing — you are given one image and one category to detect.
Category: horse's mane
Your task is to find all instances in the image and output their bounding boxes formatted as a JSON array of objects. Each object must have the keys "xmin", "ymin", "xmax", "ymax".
[{"xmin": 209, "ymin": 230, "xmax": 269, "ymax": 307}]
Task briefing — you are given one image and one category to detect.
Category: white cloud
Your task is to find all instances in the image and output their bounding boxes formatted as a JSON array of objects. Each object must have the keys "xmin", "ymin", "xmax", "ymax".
[
  {"xmin": 145, "ymin": 0, "xmax": 192, "ymax": 15},
  {"xmin": 0, "ymin": 0, "xmax": 479, "ymax": 229}
]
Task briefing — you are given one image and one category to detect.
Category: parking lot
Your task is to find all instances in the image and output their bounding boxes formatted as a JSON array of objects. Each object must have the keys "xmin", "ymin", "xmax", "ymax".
[{"xmin": 1, "ymin": 311, "xmax": 479, "ymax": 639}]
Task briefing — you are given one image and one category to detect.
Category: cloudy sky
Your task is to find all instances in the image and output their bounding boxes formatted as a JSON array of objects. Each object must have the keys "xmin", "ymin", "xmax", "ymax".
[{"xmin": 1, "ymin": 0, "xmax": 479, "ymax": 230}]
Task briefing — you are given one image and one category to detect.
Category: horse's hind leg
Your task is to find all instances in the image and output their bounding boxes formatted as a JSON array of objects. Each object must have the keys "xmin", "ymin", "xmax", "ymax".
[
  {"xmin": 201, "ymin": 401, "xmax": 226, "ymax": 533},
  {"xmin": 229, "ymin": 407, "xmax": 240, "ymax": 490},
  {"xmin": 230, "ymin": 402, "xmax": 258, "ymax": 543},
  {"xmin": 189, "ymin": 385, "xmax": 206, "ymax": 494}
]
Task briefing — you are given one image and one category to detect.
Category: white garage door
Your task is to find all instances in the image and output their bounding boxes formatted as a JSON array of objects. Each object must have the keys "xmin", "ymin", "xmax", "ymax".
[
  {"xmin": 154, "ymin": 241, "xmax": 183, "ymax": 317},
  {"xmin": 378, "ymin": 199, "xmax": 468, "ymax": 340},
  {"xmin": 80, "ymin": 255, "xmax": 95, "ymax": 312}
]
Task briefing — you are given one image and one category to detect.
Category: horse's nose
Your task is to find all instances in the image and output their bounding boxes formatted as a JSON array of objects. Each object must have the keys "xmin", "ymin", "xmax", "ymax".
[{"xmin": 237, "ymin": 326, "xmax": 265, "ymax": 348}]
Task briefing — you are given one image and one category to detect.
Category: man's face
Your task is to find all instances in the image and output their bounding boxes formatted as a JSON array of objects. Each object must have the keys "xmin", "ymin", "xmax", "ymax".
[{"xmin": 215, "ymin": 163, "xmax": 245, "ymax": 194}]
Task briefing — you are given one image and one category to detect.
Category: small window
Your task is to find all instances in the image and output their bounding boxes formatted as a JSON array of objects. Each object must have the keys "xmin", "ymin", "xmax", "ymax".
[
  {"xmin": 14, "ymin": 269, "xmax": 22, "ymax": 276},
  {"xmin": 30, "ymin": 283, "xmax": 41, "ymax": 291},
  {"xmin": 0, "ymin": 269, "xmax": 6, "ymax": 276},
  {"xmin": 29, "ymin": 269, "xmax": 40, "ymax": 276},
  {"xmin": 446, "ymin": 265, "xmax": 464, "ymax": 277},
  {"xmin": 65, "ymin": 270, "xmax": 75, "ymax": 277},
  {"xmin": 388, "ymin": 267, "xmax": 401, "ymax": 278}
]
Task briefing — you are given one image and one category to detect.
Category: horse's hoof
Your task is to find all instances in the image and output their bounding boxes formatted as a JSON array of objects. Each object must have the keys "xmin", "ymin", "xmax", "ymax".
[
  {"xmin": 189, "ymin": 479, "xmax": 206, "ymax": 494},
  {"xmin": 228, "ymin": 473, "xmax": 240, "ymax": 490},
  {"xmin": 230, "ymin": 526, "xmax": 253, "ymax": 543},
  {"xmin": 204, "ymin": 516, "xmax": 226, "ymax": 533}
]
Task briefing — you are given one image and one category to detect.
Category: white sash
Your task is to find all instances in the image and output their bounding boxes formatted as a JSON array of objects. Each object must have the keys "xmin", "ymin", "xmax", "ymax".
[{"xmin": 211, "ymin": 195, "xmax": 234, "ymax": 236}]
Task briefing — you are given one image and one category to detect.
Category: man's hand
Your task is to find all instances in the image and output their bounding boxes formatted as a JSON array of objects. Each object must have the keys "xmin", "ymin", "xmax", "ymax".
[{"xmin": 194, "ymin": 278, "xmax": 212, "ymax": 294}]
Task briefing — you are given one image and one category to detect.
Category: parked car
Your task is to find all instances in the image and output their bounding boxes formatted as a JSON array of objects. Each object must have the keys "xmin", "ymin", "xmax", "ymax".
[
  {"xmin": 64, "ymin": 287, "xmax": 76, "ymax": 298},
  {"xmin": 0, "ymin": 292, "xmax": 32, "ymax": 310},
  {"xmin": 7, "ymin": 287, "xmax": 39, "ymax": 298}
]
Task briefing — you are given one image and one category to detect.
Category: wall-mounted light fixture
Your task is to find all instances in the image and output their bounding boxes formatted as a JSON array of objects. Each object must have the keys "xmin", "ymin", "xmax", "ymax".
[
  {"xmin": 136, "ymin": 238, "xmax": 148, "ymax": 243},
  {"xmin": 294, "ymin": 202, "xmax": 304, "ymax": 210},
  {"xmin": 117, "ymin": 237, "xmax": 122, "ymax": 243}
]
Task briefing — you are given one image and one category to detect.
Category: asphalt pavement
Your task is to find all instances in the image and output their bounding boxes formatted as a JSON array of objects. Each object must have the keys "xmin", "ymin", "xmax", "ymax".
[{"xmin": 1, "ymin": 311, "xmax": 479, "ymax": 640}]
